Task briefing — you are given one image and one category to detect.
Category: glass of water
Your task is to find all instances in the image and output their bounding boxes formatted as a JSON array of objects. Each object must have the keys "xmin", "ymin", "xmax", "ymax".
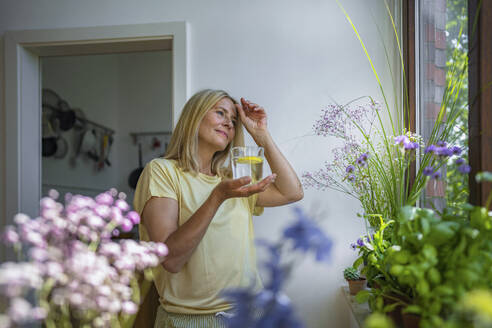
[{"xmin": 231, "ymin": 146, "xmax": 264, "ymax": 184}]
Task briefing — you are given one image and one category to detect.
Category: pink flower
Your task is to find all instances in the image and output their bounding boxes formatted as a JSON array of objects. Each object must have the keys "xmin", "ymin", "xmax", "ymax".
[
  {"xmin": 121, "ymin": 301, "xmax": 138, "ymax": 314},
  {"xmin": 126, "ymin": 211, "xmax": 140, "ymax": 225}
]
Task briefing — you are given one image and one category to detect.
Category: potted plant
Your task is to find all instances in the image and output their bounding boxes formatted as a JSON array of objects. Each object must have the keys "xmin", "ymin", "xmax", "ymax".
[{"xmin": 344, "ymin": 266, "xmax": 367, "ymax": 295}]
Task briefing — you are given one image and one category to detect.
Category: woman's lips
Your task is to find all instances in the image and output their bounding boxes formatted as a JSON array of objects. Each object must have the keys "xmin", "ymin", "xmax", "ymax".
[{"xmin": 216, "ymin": 130, "xmax": 228, "ymax": 138}]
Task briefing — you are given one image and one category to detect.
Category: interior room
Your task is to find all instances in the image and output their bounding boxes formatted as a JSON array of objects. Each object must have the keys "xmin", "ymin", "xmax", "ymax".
[{"xmin": 0, "ymin": 1, "xmax": 490, "ymax": 327}]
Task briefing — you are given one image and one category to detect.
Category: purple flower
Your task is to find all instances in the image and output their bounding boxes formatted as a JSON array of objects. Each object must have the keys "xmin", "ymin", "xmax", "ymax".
[
  {"xmin": 394, "ymin": 135, "xmax": 409, "ymax": 146},
  {"xmin": 359, "ymin": 153, "xmax": 369, "ymax": 161},
  {"xmin": 436, "ymin": 147, "xmax": 453, "ymax": 157},
  {"xmin": 404, "ymin": 141, "xmax": 419, "ymax": 150},
  {"xmin": 345, "ymin": 165, "xmax": 355, "ymax": 173},
  {"xmin": 423, "ymin": 166, "xmax": 435, "ymax": 177},
  {"xmin": 436, "ymin": 141, "xmax": 447, "ymax": 147},
  {"xmin": 347, "ymin": 175, "xmax": 356, "ymax": 182},
  {"xmin": 451, "ymin": 146, "xmax": 462, "ymax": 155},
  {"xmin": 458, "ymin": 164, "xmax": 471, "ymax": 174},
  {"xmin": 350, "ymin": 243, "xmax": 357, "ymax": 251},
  {"xmin": 126, "ymin": 211, "xmax": 140, "ymax": 225},
  {"xmin": 95, "ymin": 192, "xmax": 113, "ymax": 206},
  {"xmin": 2, "ymin": 226, "xmax": 19, "ymax": 245},
  {"xmin": 424, "ymin": 145, "xmax": 437, "ymax": 154},
  {"xmin": 283, "ymin": 208, "xmax": 332, "ymax": 262},
  {"xmin": 433, "ymin": 171, "xmax": 442, "ymax": 179},
  {"xmin": 356, "ymin": 238, "xmax": 365, "ymax": 247},
  {"xmin": 455, "ymin": 158, "xmax": 465, "ymax": 165}
]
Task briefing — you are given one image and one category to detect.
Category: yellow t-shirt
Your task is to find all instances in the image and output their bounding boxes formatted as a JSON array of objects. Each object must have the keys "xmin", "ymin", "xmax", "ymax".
[{"xmin": 133, "ymin": 158, "xmax": 264, "ymax": 314}]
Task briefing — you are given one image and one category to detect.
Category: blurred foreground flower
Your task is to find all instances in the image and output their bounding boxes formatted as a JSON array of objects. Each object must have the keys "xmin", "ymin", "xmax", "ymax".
[
  {"xmin": 221, "ymin": 207, "xmax": 331, "ymax": 328},
  {"xmin": 0, "ymin": 189, "xmax": 168, "ymax": 328}
]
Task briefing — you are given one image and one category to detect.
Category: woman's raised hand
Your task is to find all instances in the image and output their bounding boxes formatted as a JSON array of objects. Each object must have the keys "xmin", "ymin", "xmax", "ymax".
[
  {"xmin": 236, "ymin": 98, "xmax": 268, "ymax": 139},
  {"xmin": 212, "ymin": 174, "xmax": 277, "ymax": 203}
]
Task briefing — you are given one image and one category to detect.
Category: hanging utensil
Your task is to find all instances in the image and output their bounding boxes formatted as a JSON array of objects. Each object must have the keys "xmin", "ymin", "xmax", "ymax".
[{"xmin": 128, "ymin": 143, "xmax": 144, "ymax": 189}]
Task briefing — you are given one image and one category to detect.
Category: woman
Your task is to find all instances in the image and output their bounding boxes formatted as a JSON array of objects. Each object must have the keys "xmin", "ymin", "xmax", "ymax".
[{"xmin": 133, "ymin": 89, "xmax": 303, "ymax": 327}]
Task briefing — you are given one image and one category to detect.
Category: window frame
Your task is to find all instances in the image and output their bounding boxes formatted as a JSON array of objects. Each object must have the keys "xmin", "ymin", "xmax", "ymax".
[{"xmin": 403, "ymin": 0, "xmax": 492, "ymax": 206}]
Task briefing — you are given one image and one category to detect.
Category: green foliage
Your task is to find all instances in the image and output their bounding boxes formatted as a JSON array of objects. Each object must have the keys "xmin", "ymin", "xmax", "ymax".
[
  {"xmin": 363, "ymin": 190, "xmax": 492, "ymax": 326},
  {"xmin": 344, "ymin": 266, "xmax": 361, "ymax": 281}
]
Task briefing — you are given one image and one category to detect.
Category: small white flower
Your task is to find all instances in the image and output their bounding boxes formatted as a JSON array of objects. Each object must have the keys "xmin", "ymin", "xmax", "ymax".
[{"xmin": 391, "ymin": 245, "xmax": 401, "ymax": 251}]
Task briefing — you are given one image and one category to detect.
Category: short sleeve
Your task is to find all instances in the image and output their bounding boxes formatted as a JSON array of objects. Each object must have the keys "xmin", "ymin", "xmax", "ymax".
[
  {"xmin": 247, "ymin": 193, "xmax": 264, "ymax": 216},
  {"xmin": 133, "ymin": 159, "xmax": 179, "ymax": 216}
]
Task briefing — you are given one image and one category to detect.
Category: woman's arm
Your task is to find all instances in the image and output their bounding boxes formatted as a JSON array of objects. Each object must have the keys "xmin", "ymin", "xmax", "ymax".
[
  {"xmin": 142, "ymin": 175, "xmax": 275, "ymax": 273},
  {"xmin": 236, "ymin": 98, "xmax": 304, "ymax": 207},
  {"xmin": 254, "ymin": 131, "xmax": 304, "ymax": 207}
]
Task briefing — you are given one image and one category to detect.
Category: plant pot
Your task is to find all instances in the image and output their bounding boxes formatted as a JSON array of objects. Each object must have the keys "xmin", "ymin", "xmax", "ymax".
[
  {"xmin": 347, "ymin": 278, "xmax": 367, "ymax": 295},
  {"xmin": 402, "ymin": 312, "xmax": 421, "ymax": 328},
  {"xmin": 383, "ymin": 295, "xmax": 403, "ymax": 326}
]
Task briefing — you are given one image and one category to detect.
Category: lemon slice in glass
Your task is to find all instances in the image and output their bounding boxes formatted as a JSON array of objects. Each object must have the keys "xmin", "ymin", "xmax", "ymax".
[{"xmin": 236, "ymin": 156, "xmax": 263, "ymax": 164}]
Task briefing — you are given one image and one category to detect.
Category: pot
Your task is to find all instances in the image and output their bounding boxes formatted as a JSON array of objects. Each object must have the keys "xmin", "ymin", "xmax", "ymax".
[
  {"xmin": 56, "ymin": 100, "xmax": 76, "ymax": 131},
  {"xmin": 128, "ymin": 143, "xmax": 144, "ymax": 189},
  {"xmin": 42, "ymin": 137, "xmax": 58, "ymax": 157},
  {"xmin": 347, "ymin": 278, "xmax": 367, "ymax": 295},
  {"xmin": 402, "ymin": 312, "xmax": 421, "ymax": 328},
  {"xmin": 42, "ymin": 110, "xmax": 58, "ymax": 157},
  {"xmin": 53, "ymin": 136, "xmax": 69, "ymax": 159}
]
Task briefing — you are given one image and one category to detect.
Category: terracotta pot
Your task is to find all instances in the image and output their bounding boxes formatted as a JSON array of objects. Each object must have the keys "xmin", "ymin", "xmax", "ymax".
[
  {"xmin": 383, "ymin": 295, "xmax": 403, "ymax": 326},
  {"xmin": 347, "ymin": 278, "xmax": 367, "ymax": 295},
  {"xmin": 402, "ymin": 312, "xmax": 421, "ymax": 328}
]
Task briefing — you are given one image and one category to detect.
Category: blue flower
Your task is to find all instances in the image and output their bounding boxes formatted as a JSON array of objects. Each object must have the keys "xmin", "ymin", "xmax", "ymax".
[
  {"xmin": 254, "ymin": 291, "xmax": 304, "ymax": 328},
  {"xmin": 347, "ymin": 174, "xmax": 356, "ymax": 182},
  {"xmin": 221, "ymin": 288, "xmax": 258, "ymax": 328},
  {"xmin": 436, "ymin": 147, "xmax": 453, "ymax": 157},
  {"xmin": 345, "ymin": 165, "xmax": 355, "ymax": 173},
  {"xmin": 356, "ymin": 238, "xmax": 365, "ymax": 247},
  {"xmin": 436, "ymin": 140, "xmax": 447, "ymax": 147},
  {"xmin": 433, "ymin": 171, "xmax": 442, "ymax": 179},
  {"xmin": 458, "ymin": 164, "xmax": 471, "ymax": 174},
  {"xmin": 283, "ymin": 208, "xmax": 332, "ymax": 262},
  {"xmin": 423, "ymin": 166, "xmax": 434, "ymax": 177},
  {"xmin": 350, "ymin": 243, "xmax": 357, "ymax": 251},
  {"xmin": 404, "ymin": 141, "xmax": 419, "ymax": 150},
  {"xmin": 424, "ymin": 145, "xmax": 437, "ymax": 154},
  {"xmin": 394, "ymin": 135, "xmax": 409, "ymax": 146},
  {"xmin": 451, "ymin": 146, "xmax": 462, "ymax": 155},
  {"xmin": 455, "ymin": 158, "xmax": 465, "ymax": 165},
  {"xmin": 359, "ymin": 153, "xmax": 369, "ymax": 161}
]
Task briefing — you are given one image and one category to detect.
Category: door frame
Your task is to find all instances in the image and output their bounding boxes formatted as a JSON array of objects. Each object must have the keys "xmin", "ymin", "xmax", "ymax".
[{"xmin": 3, "ymin": 22, "xmax": 188, "ymax": 241}]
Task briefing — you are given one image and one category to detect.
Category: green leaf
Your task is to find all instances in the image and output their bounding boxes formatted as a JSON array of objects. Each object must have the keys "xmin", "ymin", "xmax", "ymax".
[
  {"xmin": 400, "ymin": 206, "xmax": 417, "ymax": 221},
  {"xmin": 355, "ymin": 289, "xmax": 371, "ymax": 303},
  {"xmin": 476, "ymin": 171, "xmax": 492, "ymax": 183},
  {"xmin": 383, "ymin": 302, "xmax": 400, "ymax": 313},
  {"xmin": 403, "ymin": 305, "xmax": 422, "ymax": 314},
  {"xmin": 353, "ymin": 256, "xmax": 364, "ymax": 269}
]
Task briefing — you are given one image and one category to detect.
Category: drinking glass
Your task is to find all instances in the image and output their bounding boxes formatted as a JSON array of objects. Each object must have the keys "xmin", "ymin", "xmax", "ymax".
[{"xmin": 230, "ymin": 146, "xmax": 264, "ymax": 184}]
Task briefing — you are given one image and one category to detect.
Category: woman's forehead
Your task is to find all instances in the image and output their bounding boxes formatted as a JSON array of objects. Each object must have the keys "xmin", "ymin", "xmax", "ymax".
[{"xmin": 214, "ymin": 98, "xmax": 237, "ymax": 116}]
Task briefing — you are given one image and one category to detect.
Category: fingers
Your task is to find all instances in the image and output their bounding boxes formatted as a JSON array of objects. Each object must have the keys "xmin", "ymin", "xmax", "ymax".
[
  {"xmin": 229, "ymin": 176, "xmax": 252, "ymax": 189},
  {"xmin": 238, "ymin": 174, "xmax": 276, "ymax": 196},
  {"xmin": 240, "ymin": 98, "xmax": 263, "ymax": 112}
]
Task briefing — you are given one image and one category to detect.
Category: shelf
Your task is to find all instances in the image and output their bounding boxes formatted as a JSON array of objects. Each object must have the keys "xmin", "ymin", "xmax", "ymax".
[{"xmin": 129, "ymin": 131, "xmax": 172, "ymax": 144}]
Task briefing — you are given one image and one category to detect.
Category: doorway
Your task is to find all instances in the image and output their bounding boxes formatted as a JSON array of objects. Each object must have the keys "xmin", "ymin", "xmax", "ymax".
[{"xmin": 3, "ymin": 23, "xmax": 187, "ymax": 260}]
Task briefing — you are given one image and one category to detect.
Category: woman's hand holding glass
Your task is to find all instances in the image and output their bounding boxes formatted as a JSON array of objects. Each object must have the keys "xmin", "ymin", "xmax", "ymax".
[{"xmin": 212, "ymin": 174, "xmax": 277, "ymax": 203}]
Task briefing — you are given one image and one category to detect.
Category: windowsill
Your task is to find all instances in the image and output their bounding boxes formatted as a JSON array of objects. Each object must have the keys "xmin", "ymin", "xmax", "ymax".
[{"xmin": 341, "ymin": 286, "xmax": 371, "ymax": 328}]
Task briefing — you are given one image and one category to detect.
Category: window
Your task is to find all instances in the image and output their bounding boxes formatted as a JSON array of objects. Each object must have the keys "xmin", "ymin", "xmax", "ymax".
[{"xmin": 404, "ymin": 0, "xmax": 491, "ymax": 207}]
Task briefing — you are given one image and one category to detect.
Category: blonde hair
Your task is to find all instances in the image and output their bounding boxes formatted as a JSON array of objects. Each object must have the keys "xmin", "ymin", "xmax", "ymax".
[{"xmin": 164, "ymin": 89, "xmax": 245, "ymax": 178}]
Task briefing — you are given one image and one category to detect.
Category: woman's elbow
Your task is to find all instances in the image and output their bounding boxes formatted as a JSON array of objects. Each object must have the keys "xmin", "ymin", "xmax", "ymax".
[
  {"xmin": 289, "ymin": 189, "xmax": 304, "ymax": 202},
  {"xmin": 161, "ymin": 259, "xmax": 182, "ymax": 274}
]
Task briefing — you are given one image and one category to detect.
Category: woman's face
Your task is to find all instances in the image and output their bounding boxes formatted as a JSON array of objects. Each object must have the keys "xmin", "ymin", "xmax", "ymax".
[{"xmin": 198, "ymin": 97, "xmax": 237, "ymax": 152}]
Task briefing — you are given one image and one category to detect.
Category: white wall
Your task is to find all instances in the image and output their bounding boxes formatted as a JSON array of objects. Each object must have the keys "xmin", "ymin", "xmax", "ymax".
[
  {"xmin": 0, "ymin": 1, "xmax": 398, "ymax": 327},
  {"xmin": 41, "ymin": 51, "xmax": 172, "ymax": 202}
]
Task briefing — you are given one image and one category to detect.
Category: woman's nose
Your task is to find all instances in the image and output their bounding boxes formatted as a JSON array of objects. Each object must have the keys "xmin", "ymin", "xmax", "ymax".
[{"xmin": 223, "ymin": 118, "xmax": 233, "ymax": 128}]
